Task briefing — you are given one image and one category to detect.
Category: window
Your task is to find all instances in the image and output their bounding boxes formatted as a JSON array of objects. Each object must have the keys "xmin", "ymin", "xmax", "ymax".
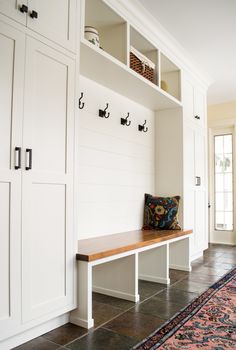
[{"xmin": 214, "ymin": 134, "xmax": 233, "ymax": 231}]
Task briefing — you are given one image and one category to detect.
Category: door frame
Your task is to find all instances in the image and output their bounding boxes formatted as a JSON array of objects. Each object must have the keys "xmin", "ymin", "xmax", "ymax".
[{"xmin": 208, "ymin": 120, "xmax": 236, "ymax": 245}]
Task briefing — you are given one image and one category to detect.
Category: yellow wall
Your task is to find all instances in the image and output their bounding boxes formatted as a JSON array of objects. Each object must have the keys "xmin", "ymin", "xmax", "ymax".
[{"xmin": 208, "ymin": 100, "xmax": 236, "ymax": 122}]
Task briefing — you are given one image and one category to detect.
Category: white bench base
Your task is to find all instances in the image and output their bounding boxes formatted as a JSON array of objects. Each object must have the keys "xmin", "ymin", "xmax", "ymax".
[{"xmin": 70, "ymin": 235, "xmax": 191, "ymax": 329}]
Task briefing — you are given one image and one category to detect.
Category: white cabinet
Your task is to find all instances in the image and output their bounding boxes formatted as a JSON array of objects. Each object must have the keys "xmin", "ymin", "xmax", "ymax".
[
  {"xmin": 0, "ymin": 22, "xmax": 75, "ymax": 343},
  {"xmin": 0, "ymin": 0, "xmax": 27, "ymax": 24},
  {"xmin": 194, "ymin": 129, "xmax": 208, "ymax": 253},
  {"xmin": 182, "ymin": 74, "xmax": 208, "ymax": 258},
  {"xmin": 27, "ymin": 0, "xmax": 76, "ymax": 50},
  {"xmin": 0, "ymin": 21, "xmax": 24, "ymax": 337},
  {"xmin": 22, "ymin": 37, "xmax": 75, "ymax": 322},
  {"xmin": 194, "ymin": 88, "xmax": 205, "ymax": 127},
  {"xmin": 183, "ymin": 78, "xmax": 206, "ymax": 128},
  {"xmin": 183, "ymin": 121, "xmax": 208, "ymax": 258},
  {"xmin": 0, "ymin": 0, "xmax": 76, "ymax": 50}
]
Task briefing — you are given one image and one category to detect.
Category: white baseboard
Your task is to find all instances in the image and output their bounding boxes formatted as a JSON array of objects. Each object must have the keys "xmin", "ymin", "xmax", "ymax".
[
  {"xmin": 93, "ymin": 285, "xmax": 140, "ymax": 302},
  {"xmin": 169, "ymin": 264, "xmax": 192, "ymax": 272},
  {"xmin": 70, "ymin": 313, "xmax": 94, "ymax": 329},
  {"xmin": 190, "ymin": 250, "xmax": 203, "ymax": 262},
  {"xmin": 139, "ymin": 274, "xmax": 170, "ymax": 285},
  {"xmin": 210, "ymin": 240, "xmax": 236, "ymax": 246},
  {"xmin": 0, "ymin": 313, "xmax": 69, "ymax": 350}
]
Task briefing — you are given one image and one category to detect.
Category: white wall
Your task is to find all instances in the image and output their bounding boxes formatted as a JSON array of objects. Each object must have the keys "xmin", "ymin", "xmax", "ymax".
[{"xmin": 77, "ymin": 76, "xmax": 155, "ymax": 239}]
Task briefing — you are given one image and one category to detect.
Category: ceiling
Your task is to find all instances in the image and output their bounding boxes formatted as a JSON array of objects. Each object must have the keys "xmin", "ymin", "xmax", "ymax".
[{"xmin": 138, "ymin": 0, "xmax": 236, "ymax": 105}]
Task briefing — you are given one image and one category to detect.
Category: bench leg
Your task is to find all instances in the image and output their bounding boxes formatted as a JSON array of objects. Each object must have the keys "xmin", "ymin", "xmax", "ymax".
[
  {"xmin": 70, "ymin": 261, "xmax": 94, "ymax": 329},
  {"xmin": 139, "ymin": 244, "xmax": 170, "ymax": 284},
  {"xmin": 93, "ymin": 253, "xmax": 140, "ymax": 302},
  {"xmin": 169, "ymin": 237, "xmax": 192, "ymax": 272}
]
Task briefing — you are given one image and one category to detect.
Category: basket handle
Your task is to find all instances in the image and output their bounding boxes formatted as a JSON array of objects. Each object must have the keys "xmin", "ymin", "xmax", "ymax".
[{"xmin": 141, "ymin": 61, "xmax": 146, "ymax": 73}]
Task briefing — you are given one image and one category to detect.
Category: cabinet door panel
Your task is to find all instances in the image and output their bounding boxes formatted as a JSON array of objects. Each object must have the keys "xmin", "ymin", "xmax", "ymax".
[
  {"xmin": 27, "ymin": 0, "xmax": 76, "ymax": 51},
  {"xmin": 194, "ymin": 88, "xmax": 206, "ymax": 128},
  {"xmin": 0, "ymin": 22, "xmax": 24, "ymax": 337},
  {"xmin": 22, "ymin": 37, "xmax": 75, "ymax": 322},
  {"xmin": 183, "ymin": 78, "xmax": 206, "ymax": 128},
  {"xmin": 183, "ymin": 123, "xmax": 195, "ymax": 189},
  {"xmin": 183, "ymin": 122, "xmax": 208, "ymax": 257},
  {"xmin": 28, "ymin": 184, "xmax": 66, "ymax": 307},
  {"xmin": 182, "ymin": 79, "xmax": 194, "ymax": 122},
  {"xmin": 195, "ymin": 129, "xmax": 206, "ymax": 187},
  {"xmin": 0, "ymin": 0, "xmax": 27, "ymax": 25},
  {"xmin": 195, "ymin": 190, "xmax": 208, "ymax": 251},
  {"xmin": 194, "ymin": 129, "xmax": 208, "ymax": 252}
]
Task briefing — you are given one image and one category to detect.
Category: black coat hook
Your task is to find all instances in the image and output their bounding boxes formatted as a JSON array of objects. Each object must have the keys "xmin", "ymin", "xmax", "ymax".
[
  {"xmin": 79, "ymin": 92, "xmax": 85, "ymax": 109},
  {"xmin": 121, "ymin": 113, "xmax": 131, "ymax": 126},
  {"xmin": 138, "ymin": 120, "xmax": 148, "ymax": 132},
  {"xmin": 99, "ymin": 103, "xmax": 110, "ymax": 118}
]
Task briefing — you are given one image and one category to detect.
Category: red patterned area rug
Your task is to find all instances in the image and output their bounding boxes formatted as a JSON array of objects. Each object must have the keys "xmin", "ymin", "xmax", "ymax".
[{"xmin": 133, "ymin": 268, "xmax": 236, "ymax": 349}]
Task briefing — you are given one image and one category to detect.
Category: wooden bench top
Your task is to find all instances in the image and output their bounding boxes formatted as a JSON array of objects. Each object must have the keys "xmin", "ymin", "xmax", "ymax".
[{"xmin": 76, "ymin": 229, "xmax": 192, "ymax": 262}]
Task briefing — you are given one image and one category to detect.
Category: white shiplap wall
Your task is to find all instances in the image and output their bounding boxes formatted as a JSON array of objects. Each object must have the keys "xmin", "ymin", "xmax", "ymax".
[{"xmin": 77, "ymin": 76, "xmax": 155, "ymax": 239}]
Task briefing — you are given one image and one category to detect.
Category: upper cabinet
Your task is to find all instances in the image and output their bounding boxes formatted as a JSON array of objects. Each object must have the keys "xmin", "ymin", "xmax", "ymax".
[
  {"xmin": 182, "ymin": 77, "xmax": 206, "ymax": 128},
  {"xmin": 0, "ymin": 0, "xmax": 76, "ymax": 51},
  {"xmin": 26, "ymin": 0, "xmax": 76, "ymax": 51},
  {"xmin": 194, "ymin": 87, "xmax": 206, "ymax": 128},
  {"xmin": 80, "ymin": 0, "xmax": 182, "ymax": 110},
  {"xmin": 0, "ymin": 0, "xmax": 28, "ymax": 25}
]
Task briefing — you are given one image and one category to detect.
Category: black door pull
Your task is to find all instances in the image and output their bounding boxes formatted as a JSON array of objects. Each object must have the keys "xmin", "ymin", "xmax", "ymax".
[
  {"xmin": 30, "ymin": 10, "xmax": 38, "ymax": 19},
  {"xmin": 195, "ymin": 176, "xmax": 201, "ymax": 186},
  {"xmin": 26, "ymin": 148, "xmax": 32, "ymax": 170},
  {"xmin": 15, "ymin": 147, "xmax": 21, "ymax": 170},
  {"xmin": 19, "ymin": 4, "xmax": 28, "ymax": 13}
]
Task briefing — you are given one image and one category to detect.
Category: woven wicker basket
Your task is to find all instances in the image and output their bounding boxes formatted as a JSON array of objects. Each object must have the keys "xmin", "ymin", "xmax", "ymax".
[{"xmin": 130, "ymin": 46, "xmax": 155, "ymax": 83}]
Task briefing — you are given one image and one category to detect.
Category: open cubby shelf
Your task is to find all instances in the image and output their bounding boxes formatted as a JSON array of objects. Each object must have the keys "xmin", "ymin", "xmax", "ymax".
[{"xmin": 81, "ymin": 0, "xmax": 182, "ymax": 109}]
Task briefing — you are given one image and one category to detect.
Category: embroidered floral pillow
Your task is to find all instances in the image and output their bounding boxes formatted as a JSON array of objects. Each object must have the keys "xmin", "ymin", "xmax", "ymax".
[{"xmin": 143, "ymin": 194, "xmax": 181, "ymax": 230}]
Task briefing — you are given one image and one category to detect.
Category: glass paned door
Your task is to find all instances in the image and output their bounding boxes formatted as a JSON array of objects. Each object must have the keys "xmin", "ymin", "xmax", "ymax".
[{"xmin": 214, "ymin": 134, "xmax": 233, "ymax": 231}]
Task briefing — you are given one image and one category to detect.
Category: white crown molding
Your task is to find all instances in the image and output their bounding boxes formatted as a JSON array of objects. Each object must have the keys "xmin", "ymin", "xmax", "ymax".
[{"xmin": 104, "ymin": 0, "xmax": 212, "ymax": 88}]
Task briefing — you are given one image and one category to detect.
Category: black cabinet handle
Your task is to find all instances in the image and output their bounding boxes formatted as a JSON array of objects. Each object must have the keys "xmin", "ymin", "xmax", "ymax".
[
  {"xmin": 19, "ymin": 4, "xmax": 28, "ymax": 13},
  {"xmin": 30, "ymin": 10, "xmax": 38, "ymax": 19},
  {"xmin": 194, "ymin": 115, "xmax": 200, "ymax": 120},
  {"xmin": 14, "ymin": 147, "xmax": 21, "ymax": 170},
  {"xmin": 195, "ymin": 176, "xmax": 201, "ymax": 186},
  {"xmin": 25, "ymin": 148, "xmax": 32, "ymax": 170}
]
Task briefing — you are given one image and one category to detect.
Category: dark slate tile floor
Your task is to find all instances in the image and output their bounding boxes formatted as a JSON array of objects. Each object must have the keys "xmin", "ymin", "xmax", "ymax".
[{"xmin": 13, "ymin": 243, "xmax": 235, "ymax": 350}]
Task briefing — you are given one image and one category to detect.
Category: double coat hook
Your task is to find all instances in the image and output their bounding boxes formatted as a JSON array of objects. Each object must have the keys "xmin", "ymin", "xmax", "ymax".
[
  {"xmin": 138, "ymin": 120, "xmax": 148, "ymax": 132},
  {"xmin": 121, "ymin": 113, "xmax": 131, "ymax": 126},
  {"xmin": 79, "ymin": 92, "xmax": 85, "ymax": 109},
  {"xmin": 99, "ymin": 103, "xmax": 110, "ymax": 118}
]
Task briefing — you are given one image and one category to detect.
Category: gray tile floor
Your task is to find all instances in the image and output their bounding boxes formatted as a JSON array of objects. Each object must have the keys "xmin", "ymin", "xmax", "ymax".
[{"xmin": 14, "ymin": 244, "xmax": 236, "ymax": 350}]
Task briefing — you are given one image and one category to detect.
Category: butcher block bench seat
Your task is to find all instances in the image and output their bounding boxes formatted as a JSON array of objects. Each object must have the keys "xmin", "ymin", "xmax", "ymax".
[
  {"xmin": 76, "ymin": 229, "xmax": 193, "ymax": 262},
  {"xmin": 70, "ymin": 229, "xmax": 193, "ymax": 329}
]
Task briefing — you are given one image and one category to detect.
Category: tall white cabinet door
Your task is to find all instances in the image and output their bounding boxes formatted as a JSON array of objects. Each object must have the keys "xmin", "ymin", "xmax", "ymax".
[
  {"xmin": 0, "ymin": 0, "xmax": 28, "ymax": 25},
  {"xmin": 195, "ymin": 129, "xmax": 208, "ymax": 252},
  {"xmin": 0, "ymin": 22, "xmax": 24, "ymax": 336},
  {"xmin": 27, "ymin": 0, "xmax": 76, "ymax": 51},
  {"xmin": 22, "ymin": 37, "xmax": 75, "ymax": 322}
]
